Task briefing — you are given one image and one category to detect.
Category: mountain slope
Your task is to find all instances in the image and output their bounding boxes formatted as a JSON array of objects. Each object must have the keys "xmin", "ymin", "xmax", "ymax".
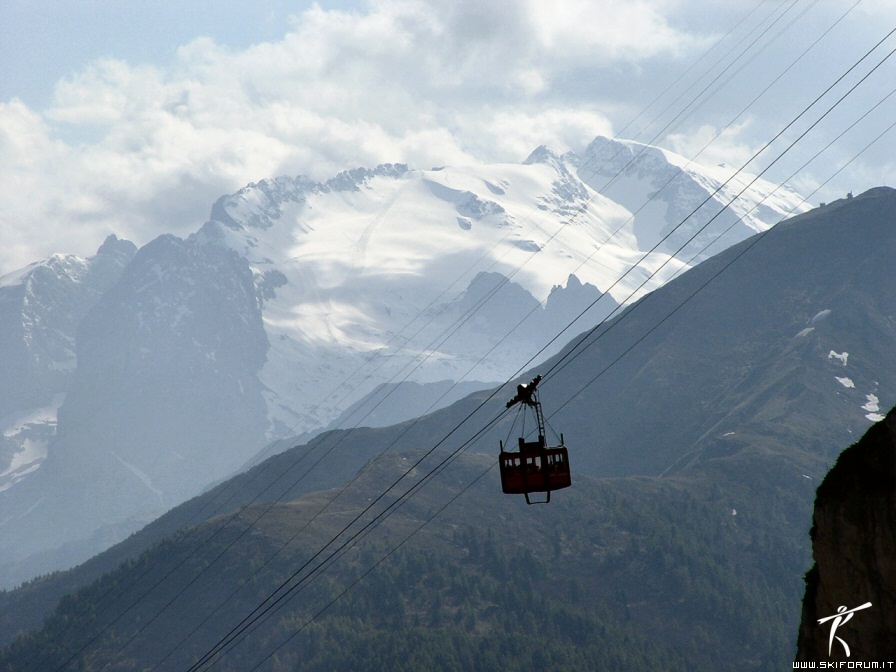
[
  {"xmin": 579, "ymin": 135, "xmax": 806, "ymax": 263},
  {"xmin": 0, "ymin": 234, "xmax": 271, "ymax": 583},
  {"xmin": 323, "ymin": 186, "xmax": 894, "ymax": 487},
  {"xmin": 0, "ymin": 235, "xmax": 136, "ymax": 492},
  {"xmin": 0, "ymin": 451, "xmax": 804, "ymax": 672},
  {"xmin": 0, "ymin": 138, "xmax": 810, "ymax": 588},
  {"xmin": 199, "ymin": 143, "xmax": 808, "ymax": 437},
  {"xmin": 549, "ymin": 186, "xmax": 895, "ymax": 479},
  {"xmin": 1, "ymin": 187, "xmax": 891, "ymax": 663}
]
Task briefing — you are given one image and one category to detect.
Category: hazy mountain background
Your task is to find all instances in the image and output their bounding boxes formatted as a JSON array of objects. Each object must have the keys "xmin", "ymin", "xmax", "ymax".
[
  {"xmin": 2, "ymin": 4, "xmax": 893, "ymax": 668},
  {"xmin": 0, "ymin": 136, "xmax": 808, "ymax": 589},
  {"xmin": 1, "ymin": 186, "xmax": 892, "ymax": 670}
]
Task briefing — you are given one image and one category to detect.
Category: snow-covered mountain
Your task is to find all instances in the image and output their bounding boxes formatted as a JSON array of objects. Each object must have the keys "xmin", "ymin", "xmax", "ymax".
[
  {"xmin": 194, "ymin": 157, "xmax": 624, "ymax": 437},
  {"xmin": 195, "ymin": 138, "xmax": 808, "ymax": 438},
  {"xmin": 0, "ymin": 136, "xmax": 810, "ymax": 587},
  {"xmin": 579, "ymin": 137, "xmax": 806, "ymax": 263},
  {"xmin": 0, "ymin": 236, "xmax": 136, "ymax": 492}
]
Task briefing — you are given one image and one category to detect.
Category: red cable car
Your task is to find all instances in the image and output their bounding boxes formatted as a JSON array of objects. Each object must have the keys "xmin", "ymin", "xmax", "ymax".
[{"xmin": 499, "ymin": 375, "xmax": 571, "ymax": 504}]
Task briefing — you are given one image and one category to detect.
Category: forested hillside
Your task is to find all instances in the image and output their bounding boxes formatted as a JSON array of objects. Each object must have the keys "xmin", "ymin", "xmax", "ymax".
[
  {"xmin": 1, "ymin": 448, "xmax": 808, "ymax": 671},
  {"xmin": 2, "ymin": 188, "xmax": 894, "ymax": 670}
]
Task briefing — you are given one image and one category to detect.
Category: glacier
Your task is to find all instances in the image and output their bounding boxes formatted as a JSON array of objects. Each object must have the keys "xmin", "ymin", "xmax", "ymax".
[
  {"xmin": 195, "ymin": 139, "xmax": 810, "ymax": 440},
  {"xmin": 0, "ymin": 135, "xmax": 811, "ymax": 587}
]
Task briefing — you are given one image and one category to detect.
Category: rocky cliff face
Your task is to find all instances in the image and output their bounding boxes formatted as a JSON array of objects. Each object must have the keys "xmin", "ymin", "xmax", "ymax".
[
  {"xmin": 795, "ymin": 407, "xmax": 896, "ymax": 662},
  {"xmin": 0, "ymin": 235, "xmax": 137, "ymax": 492}
]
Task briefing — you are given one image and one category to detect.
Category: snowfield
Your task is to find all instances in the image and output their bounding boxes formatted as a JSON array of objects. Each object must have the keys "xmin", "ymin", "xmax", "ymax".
[{"xmin": 195, "ymin": 140, "xmax": 810, "ymax": 436}]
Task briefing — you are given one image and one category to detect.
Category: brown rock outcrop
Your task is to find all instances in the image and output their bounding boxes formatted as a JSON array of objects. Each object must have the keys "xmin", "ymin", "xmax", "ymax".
[{"xmin": 795, "ymin": 407, "xmax": 896, "ymax": 662}]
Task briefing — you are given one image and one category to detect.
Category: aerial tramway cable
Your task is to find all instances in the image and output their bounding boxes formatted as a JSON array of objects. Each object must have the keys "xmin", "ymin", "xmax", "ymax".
[
  {"xmin": 233, "ymin": 120, "xmax": 896, "ymax": 672},
  {"xmin": 237, "ymin": 1, "xmax": 790, "ymax": 457},
  {"xmin": 294, "ymin": 0, "xmax": 780, "ymax": 441},
  {"xmin": 82, "ymin": 18, "xmax": 896, "ymax": 672},
  {"xmin": 31, "ymin": 10, "xmax": 890, "ymax": 672},
  {"xmin": 178, "ymin": 35, "xmax": 896, "ymax": 672},
  {"xmin": 183, "ymin": 410, "xmax": 514, "ymax": 672},
  {"xmin": 243, "ymin": 85, "xmax": 896, "ymax": 672},
  {"xmin": 529, "ymin": 26, "xmax": 896, "ymax": 388},
  {"xmin": 609, "ymin": 0, "xmax": 778, "ymax": 145},
  {"xmin": 245, "ymin": 458, "xmax": 499, "ymax": 672},
  {"xmin": 587, "ymin": 0, "xmax": 805, "ymax": 179},
  {"xmin": 545, "ymin": 94, "xmax": 896, "ymax": 421}
]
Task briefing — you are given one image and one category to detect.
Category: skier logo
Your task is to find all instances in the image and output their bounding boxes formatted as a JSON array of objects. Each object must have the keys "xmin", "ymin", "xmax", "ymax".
[{"xmin": 817, "ymin": 602, "xmax": 872, "ymax": 657}]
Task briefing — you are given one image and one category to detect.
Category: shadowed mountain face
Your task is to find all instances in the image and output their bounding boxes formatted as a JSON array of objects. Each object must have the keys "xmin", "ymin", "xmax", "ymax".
[
  {"xmin": 795, "ymin": 407, "xmax": 896, "ymax": 662},
  {"xmin": 0, "ymin": 236, "xmax": 137, "ymax": 491},
  {"xmin": 235, "ymin": 186, "xmax": 896, "ymax": 494},
  {"xmin": 0, "ymin": 235, "xmax": 272, "ymax": 585},
  {"xmin": 0, "ymin": 138, "xmax": 809, "ymax": 588},
  {"xmin": 543, "ymin": 187, "xmax": 896, "ymax": 481},
  {"xmin": 0, "ymin": 188, "xmax": 894, "ymax": 669}
]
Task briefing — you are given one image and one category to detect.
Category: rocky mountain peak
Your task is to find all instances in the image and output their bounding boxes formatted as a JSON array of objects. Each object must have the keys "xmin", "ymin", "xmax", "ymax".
[
  {"xmin": 96, "ymin": 233, "xmax": 137, "ymax": 258},
  {"xmin": 0, "ymin": 135, "xmax": 816, "ymax": 588},
  {"xmin": 523, "ymin": 144, "xmax": 563, "ymax": 165},
  {"xmin": 320, "ymin": 163, "xmax": 409, "ymax": 192}
]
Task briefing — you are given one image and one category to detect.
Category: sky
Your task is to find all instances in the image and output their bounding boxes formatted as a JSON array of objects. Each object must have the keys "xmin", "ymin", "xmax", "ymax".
[{"xmin": 1, "ymin": 0, "xmax": 894, "ymax": 276}]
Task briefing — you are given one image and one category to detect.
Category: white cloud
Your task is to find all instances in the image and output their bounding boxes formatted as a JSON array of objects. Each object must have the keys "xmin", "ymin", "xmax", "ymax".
[
  {"xmin": 461, "ymin": 108, "xmax": 614, "ymax": 163},
  {"xmin": 665, "ymin": 121, "xmax": 760, "ymax": 174},
  {"xmin": 0, "ymin": 0, "xmax": 890, "ymax": 274},
  {"xmin": 526, "ymin": 0, "xmax": 704, "ymax": 60},
  {"xmin": 3, "ymin": 0, "xmax": 683, "ymax": 273}
]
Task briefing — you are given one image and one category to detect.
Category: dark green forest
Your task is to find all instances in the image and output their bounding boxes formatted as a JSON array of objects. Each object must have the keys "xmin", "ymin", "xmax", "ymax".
[
  {"xmin": 1, "ymin": 444, "xmax": 812, "ymax": 671},
  {"xmin": 2, "ymin": 188, "xmax": 894, "ymax": 671}
]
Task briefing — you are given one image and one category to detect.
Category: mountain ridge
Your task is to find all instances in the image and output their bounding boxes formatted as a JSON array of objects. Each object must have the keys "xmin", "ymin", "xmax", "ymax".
[
  {"xmin": 0, "ymin": 136, "xmax": 812, "ymax": 588},
  {"xmin": 0, "ymin": 235, "xmax": 136, "ymax": 493},
  {"xmin": 1, "ymin": 186, "xmax": 891, "ymax": 659}
]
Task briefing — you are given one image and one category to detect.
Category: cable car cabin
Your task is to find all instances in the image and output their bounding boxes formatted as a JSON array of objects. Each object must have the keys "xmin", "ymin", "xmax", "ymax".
[
  {"xmin": 499, "ymin": 374, "xmax": 571, "ymax": 504},
  {"xmin": 499, "ymin": 436, "xmax": 571, "ymax": 504}
]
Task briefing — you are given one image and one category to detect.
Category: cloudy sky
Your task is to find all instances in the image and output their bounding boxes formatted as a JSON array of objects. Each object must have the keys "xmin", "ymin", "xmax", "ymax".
[{"xmin": 1, "ymin": 0, "xmax": 894, "ymax": 276}]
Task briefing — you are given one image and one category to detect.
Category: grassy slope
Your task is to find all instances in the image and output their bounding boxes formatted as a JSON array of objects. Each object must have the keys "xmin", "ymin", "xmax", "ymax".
[{"xmin": 1, "ymin": 441, "xmax": 816, "ymax": 671}]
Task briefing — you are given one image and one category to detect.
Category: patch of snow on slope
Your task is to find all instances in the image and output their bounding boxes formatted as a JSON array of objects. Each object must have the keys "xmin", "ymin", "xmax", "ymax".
[
  {"xmin": 0, "ymin": 262, "xmax": 38, "ymax": 288},
  {"xmin": 835, "ymin": 377, "xmax": 855, "ymax": 389},
  {"xmin": 0, "ymin": 399, "xmax": 61, "ymax": 491},
  {"xmin": 863, "ymin": 394, "xmax": 884, "ymax": 421},
  {"xmin": 0, "ymin": 438, "xmax": 49, "ymax": 492},
  {"xmin": 1, "ymin": 401, "xmax": 60, "ymax": 439},
  {"xmin": 809, "ymin": 309, "xmax": 832, "ymax": 324},
  {"xmin": 828, "ymin": 351, "xmax": 848, "ymax": 365}
]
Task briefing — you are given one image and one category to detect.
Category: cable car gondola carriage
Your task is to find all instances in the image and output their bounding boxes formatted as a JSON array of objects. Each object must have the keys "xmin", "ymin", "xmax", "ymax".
[{"xmin": 499, "ymin": 374, "xmax": 571, "ymax": 504}]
